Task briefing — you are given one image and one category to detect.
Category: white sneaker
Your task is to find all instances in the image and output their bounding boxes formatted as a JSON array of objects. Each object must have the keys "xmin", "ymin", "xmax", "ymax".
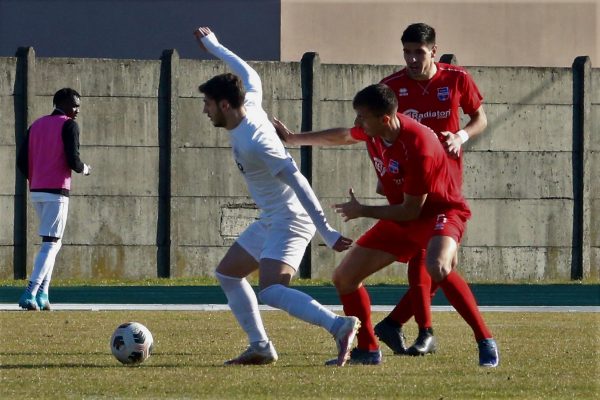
[
  {"xmin": 333, "ymin": 316, "xmax": 361, "ymax": 366},
  {"xmin": 224, "ymin": 341, "xmax": 278, "ymax": 365}
]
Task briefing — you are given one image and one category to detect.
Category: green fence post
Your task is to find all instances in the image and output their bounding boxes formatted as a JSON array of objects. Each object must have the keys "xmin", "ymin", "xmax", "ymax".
[{"xmin": 571, "ymin": 56, "xmax": 591, "ymax": 280}]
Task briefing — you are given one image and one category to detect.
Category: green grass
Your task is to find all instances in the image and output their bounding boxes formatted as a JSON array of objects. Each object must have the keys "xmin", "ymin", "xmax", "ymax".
[{"xmin": 0, "ymin": 311, "xmax": 598, "ymax": 399}]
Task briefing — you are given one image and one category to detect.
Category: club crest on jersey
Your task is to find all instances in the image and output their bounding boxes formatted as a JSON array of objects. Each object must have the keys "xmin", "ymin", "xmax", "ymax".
[
  {"xmin": 373, "ymin": 157, "xmax": 386, "ymax": 176},
  {"xmin": 388, "ymin": 159, "xmax": 399, "ymax": 174},
  {"xmin": 437, "ymin": 87, "xmax": 450, "ymax": 101},
  {"xmin": 434, "ymin": 214, "xmax": 448, "ymax": 230},
  {"xmin": 398, "ymin": 88, "xmax": 408, "ymax": 97}
]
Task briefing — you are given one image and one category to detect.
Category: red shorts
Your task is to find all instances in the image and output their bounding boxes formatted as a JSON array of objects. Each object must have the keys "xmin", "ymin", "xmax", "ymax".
[{"xmin": 355, "ymin": 212, "xmax": 467, "ymax": 263}]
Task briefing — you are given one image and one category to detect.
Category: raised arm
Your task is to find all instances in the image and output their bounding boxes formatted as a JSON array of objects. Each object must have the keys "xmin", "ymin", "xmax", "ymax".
[{"xmin": 193, "ymin": 27, "xmax": 262, "ymax": 101}]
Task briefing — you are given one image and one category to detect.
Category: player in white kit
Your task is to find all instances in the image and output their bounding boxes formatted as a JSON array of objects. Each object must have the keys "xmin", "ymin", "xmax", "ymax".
[{"xmin": 193, "ymin": 27, "xmax": 359, "ymax": 366}]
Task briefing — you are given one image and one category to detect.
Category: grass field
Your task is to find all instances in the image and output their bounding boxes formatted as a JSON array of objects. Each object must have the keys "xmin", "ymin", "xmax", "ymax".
[{"xmin": 0, "ymin": 310, "xmax": 598, "ymax": 399}]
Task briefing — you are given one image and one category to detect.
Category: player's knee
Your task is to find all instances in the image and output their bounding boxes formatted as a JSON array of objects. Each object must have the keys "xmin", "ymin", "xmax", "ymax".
[
  {"xmin": 331, "ymin": 268, "xmax": 356, "ymax": 294},
  {"xmin": 214, "ymin": 271, "xmax": 241, "ymax": 291},
  {"xmin": 214, "ymin": 263, "xmax": 227, "ymax": 276},
  {"xmin": 331, "ymin": 268, "xmax": 343, "ymax": 288},
  {"xmin": 38, "ymin": 240, "xmax": 61, "ymax": 256},
  {"xmin": 426, "ymin": 259, "xmax": 451, "ymax": 283},
  {"xmin": 257, "ymin": 284, "xmax": 285, "ymax": 307},
  {"xmin": 214, "ymin": 270, "xmax": 227, "ymax": 282}
]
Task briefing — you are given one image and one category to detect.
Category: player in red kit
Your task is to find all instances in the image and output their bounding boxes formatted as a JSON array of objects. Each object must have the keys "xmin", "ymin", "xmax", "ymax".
[
  {"xmin": 273, "ymin": 83, "xmax": 498, "ymax": 367},
  {"xmin": 373, "ymin": 23, "xmax": 497, "ymax": 367}
]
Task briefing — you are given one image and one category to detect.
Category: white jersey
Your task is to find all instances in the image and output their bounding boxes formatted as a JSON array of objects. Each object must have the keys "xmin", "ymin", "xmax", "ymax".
[{"xmin": 202, "ymin": 34, "xmax": 308, "ymax": 221}]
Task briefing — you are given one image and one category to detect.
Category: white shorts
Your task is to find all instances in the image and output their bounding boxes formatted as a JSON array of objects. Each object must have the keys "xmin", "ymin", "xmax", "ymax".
[
  {"xmin": 31, "ymin": 192, "xmax": 69, "ymax": 238},
  {"xmin": 236, "ymin": 216, "xmax": 316, "ymax": 270}
]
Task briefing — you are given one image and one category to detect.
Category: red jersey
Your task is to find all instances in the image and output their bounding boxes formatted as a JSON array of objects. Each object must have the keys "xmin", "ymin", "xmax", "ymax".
[
  {"xmin": 350, "ymin": 113, "xmax": 470, "ymax": 219},
  {"xmin": 381, "ymin": 62, "xmax": 482, "ymax": 135},
  {"xmin": 381, "ymin": 62, "xmax": 482, "ymax": 183}
]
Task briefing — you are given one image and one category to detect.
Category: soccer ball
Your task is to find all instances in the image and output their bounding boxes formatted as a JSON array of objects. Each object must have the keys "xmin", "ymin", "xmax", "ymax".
[{"xmin": 110, "ymin": 322, "xmax": 154, "ymax": 365}]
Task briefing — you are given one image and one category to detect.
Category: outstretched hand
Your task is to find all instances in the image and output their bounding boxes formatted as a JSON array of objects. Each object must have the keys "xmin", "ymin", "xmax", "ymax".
[
  {"xmin": 332, "ymin": 235, "xmax": 353, "ymax": 252},
  {"xmin": 334, "ymin": 188, "xmax": 363, "ymax": 222},
  {"xmin": 193, "ymin": 26, "xmax": 213, "ymax": 51},
  {"xmin": 272, "ymin": 117, "xmax": 296, "ymax": 143}
]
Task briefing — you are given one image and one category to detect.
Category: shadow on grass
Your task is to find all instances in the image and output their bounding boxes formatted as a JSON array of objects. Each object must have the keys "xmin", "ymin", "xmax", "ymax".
[
  {"xmin": 0, "ymin": 351, "xmax": 107, "ymax": 356},
  {"xmin": 0, "ymin": 363, "xmax": 113, "ymax": 369},
  {"xmin": 0, "ymin": 362, "xmax": 229, "ymax": 369},
  {"xmin": 0, "ymin": 351, "xmax": 218, "ymax": 356}
]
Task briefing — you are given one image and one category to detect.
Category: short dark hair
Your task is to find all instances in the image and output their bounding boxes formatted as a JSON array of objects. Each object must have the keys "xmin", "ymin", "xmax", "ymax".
[
  {"xmin": 352, "ymin": 84, "xmax": 398, "ymax": 116},
  {"xmin": 199, "ymin": 73, "xmax": 245, "ymax": 108},
  {"xmin": 401, "ymin": 23, "xmax": 436, "ymax": 46},
  {"xmin": 53, "ymin": 88, "xmax": 80, "ymax": 107}
]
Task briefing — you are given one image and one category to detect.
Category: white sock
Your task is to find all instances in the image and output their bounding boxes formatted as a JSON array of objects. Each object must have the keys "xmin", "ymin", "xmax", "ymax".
[
  {"xmin": 258, "ymin": 284, "xmax": 338, "ymax": 334},
  {"xmin": 215, "ymin": 272, "xmax": 269, "ymax": 344},
  {"xmin": 28, "ymin": 241, "xmax": 61, "ymax": 296},
  {"xmin": 39, "ymin": 241, "xmax": 61, "ymax": 295},
  {"xmin": 38, "ymin": 279, "xmax": 49, "ymax": 295}
]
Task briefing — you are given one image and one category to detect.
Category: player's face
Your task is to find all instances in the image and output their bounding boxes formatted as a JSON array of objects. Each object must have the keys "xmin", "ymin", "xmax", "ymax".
[
  {"xmin": 59, "ymin": 96, "xmax": 81, "ymax": 120},
  {"xmin": 203, "ymin": 97, "xmax": 227, "ymax": 128},
  {"xmin": 403, "ymin": 42, "xmax": 437, "ymax": 79},
  {"xmin": 354, "ymin": 106, "xmax": 386, "ymax": 137}
]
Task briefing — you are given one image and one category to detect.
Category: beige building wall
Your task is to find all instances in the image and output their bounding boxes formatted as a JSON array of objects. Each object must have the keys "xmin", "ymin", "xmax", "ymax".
[{"xmin": 281, "ymin": 0, "xmax": 598, "ymax": 67}]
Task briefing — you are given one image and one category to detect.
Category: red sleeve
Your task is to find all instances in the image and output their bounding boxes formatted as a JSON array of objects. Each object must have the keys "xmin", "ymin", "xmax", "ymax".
[
  {"xmin": 459, "ymin": 71, "xmax": 483, "ymax": 115},
  {"xmin": 350, "ymin": 126, "xmax": 368, "ymax": 141},
  {"xmin": 403, "ymin": 155, "xmax": 435, "ymax": 196}
]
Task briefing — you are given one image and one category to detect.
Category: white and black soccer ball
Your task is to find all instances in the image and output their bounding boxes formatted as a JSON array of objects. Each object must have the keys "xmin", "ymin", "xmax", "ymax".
[{"xmin": 110, "ymin": 322, "xmax": 154, "ymax": 365}]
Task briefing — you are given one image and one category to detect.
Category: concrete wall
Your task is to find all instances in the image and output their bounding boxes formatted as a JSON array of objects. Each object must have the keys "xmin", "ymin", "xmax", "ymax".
[
  {"xmin": 591, "ymin": 67, "xmax": 600, "ymax": 280},
  {"xmin": 0, "ymin": 56, "xmax": 17, "ymax": 279},
  {"xmin": 0, "ymin": 50, "xmax": 596, "ymax": 282},
  {"xmin": 460, "ymin": 66, "xmax": 576, "ymax": 281}
]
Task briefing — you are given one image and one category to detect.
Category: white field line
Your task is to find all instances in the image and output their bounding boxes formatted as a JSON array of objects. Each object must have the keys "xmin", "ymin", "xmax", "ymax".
[{"xmin": 0, "ymin": 303, "xmax": 598, "ymax": 312}]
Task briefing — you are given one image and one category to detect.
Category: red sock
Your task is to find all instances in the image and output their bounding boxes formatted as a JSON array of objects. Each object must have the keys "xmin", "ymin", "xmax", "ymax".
[
  {"xmin": 341, "ymin": 286, "xmax": 379, "ymax": 351},
  {"xmin": 389, "ymin": 250, "xmax": 439, "ymax": 328},
  {"xmin": 407, "ymin": 252, "xmax": 433, "ymax": 329},
  {"xmin": 438, "ymin": 270, "xmax": 492, "ymax": 341},
  {"xmin": 388, "ymin": 289, "xmax": 413, "ymax": 325}
]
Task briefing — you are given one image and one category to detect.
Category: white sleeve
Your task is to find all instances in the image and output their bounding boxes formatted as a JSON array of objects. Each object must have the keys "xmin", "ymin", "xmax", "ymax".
[
  {"xmin": 276, "ymin": 163, "xmax": 342, "ymax": 248},
  {"xmin": 200, "ymin": 32, "xmax": 262, "ymax": 104}
]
